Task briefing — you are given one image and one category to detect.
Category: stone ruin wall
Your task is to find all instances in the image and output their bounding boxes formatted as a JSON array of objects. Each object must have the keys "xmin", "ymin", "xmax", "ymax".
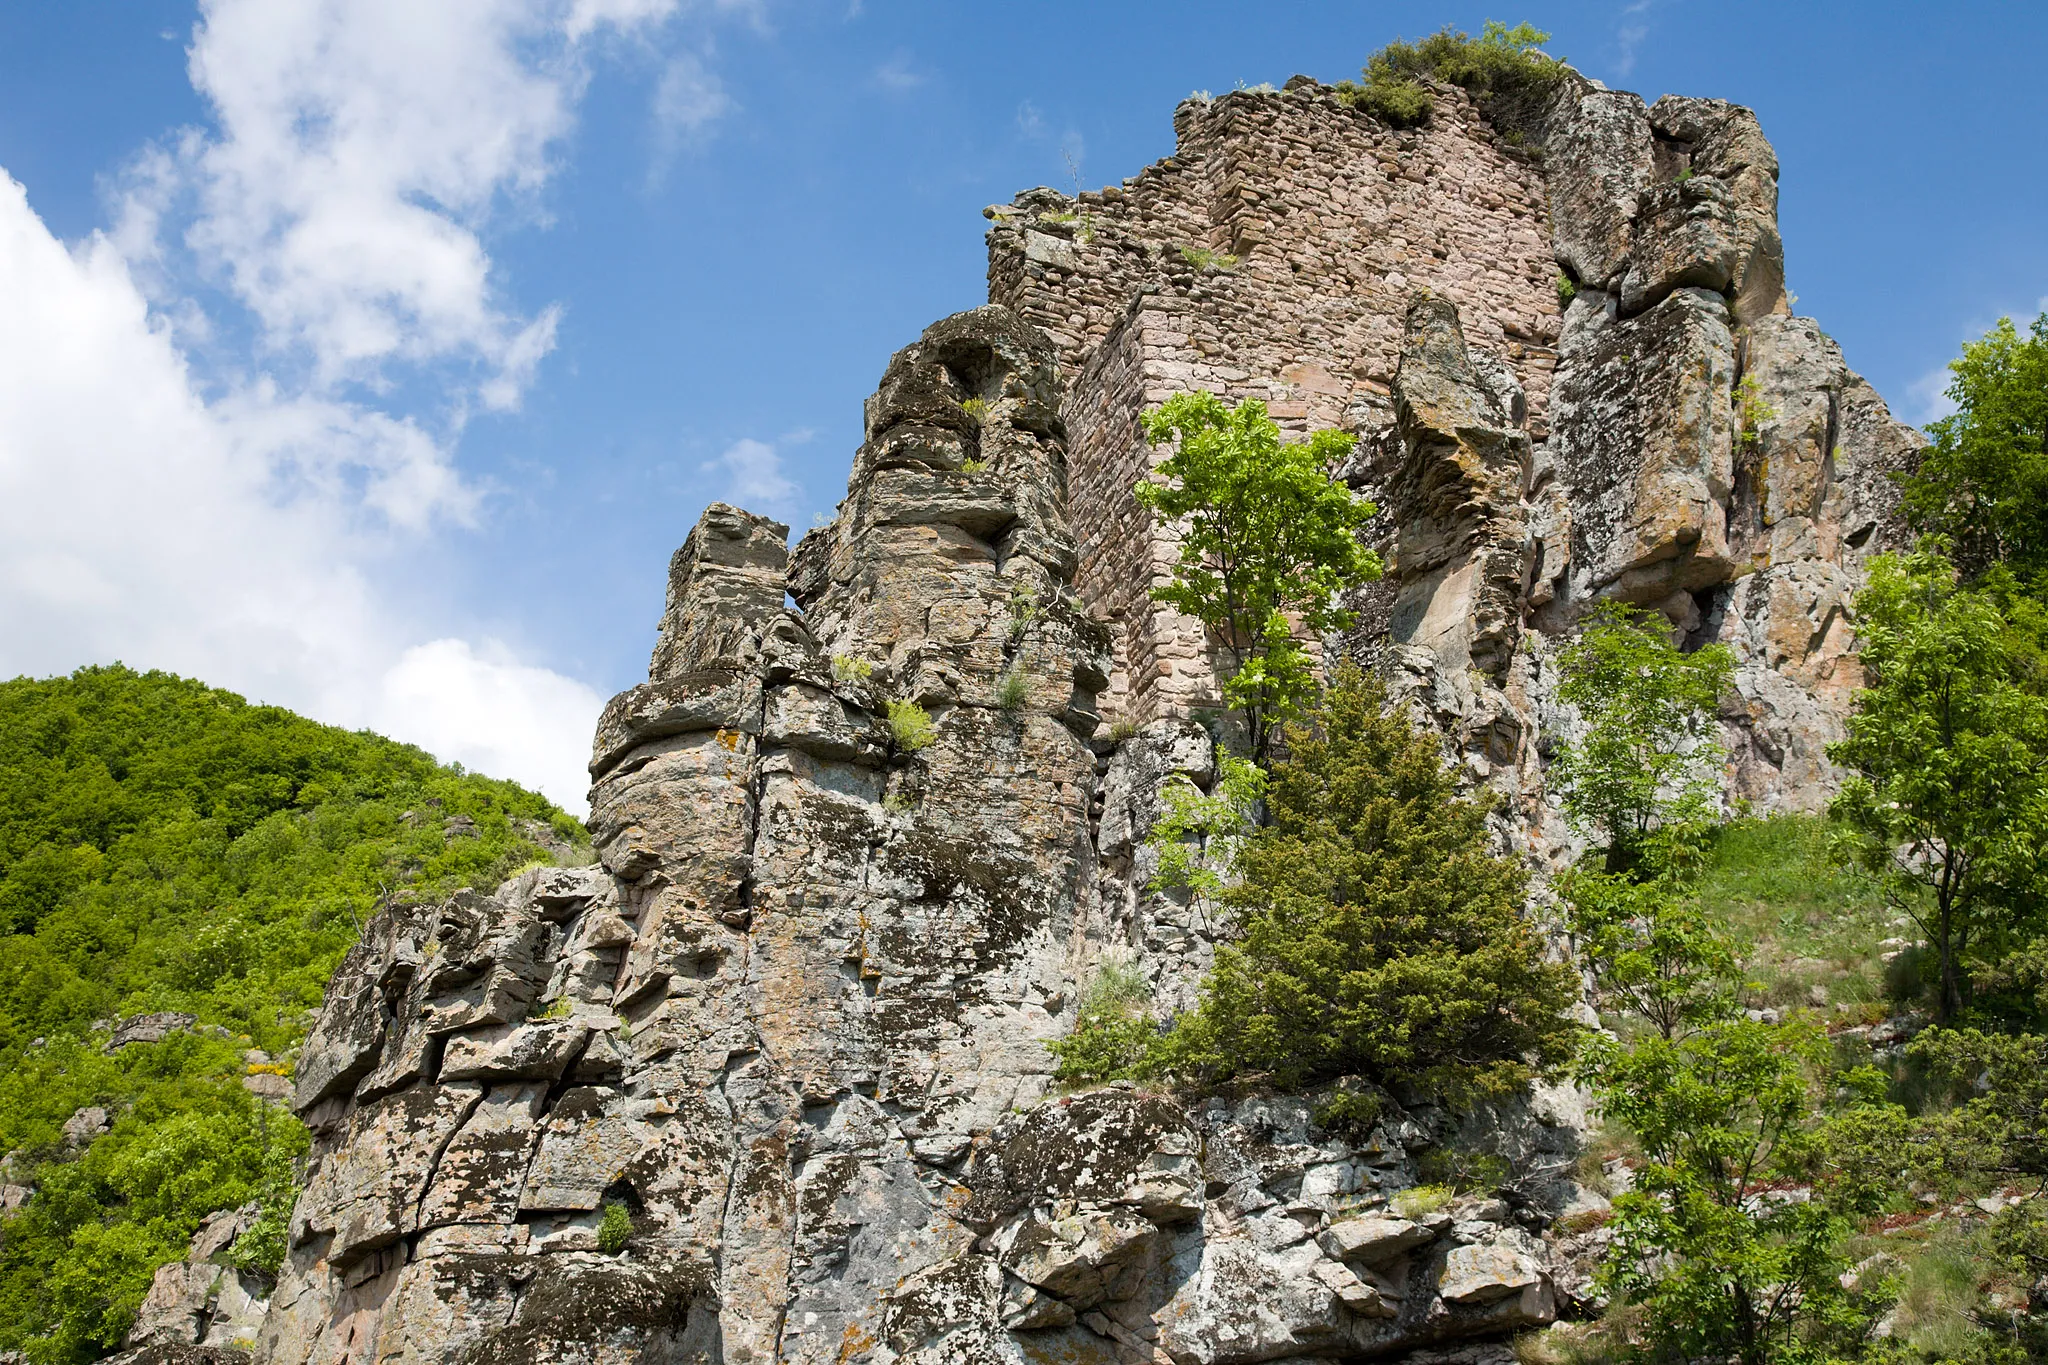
[
  {"xmin": 988, "ymin": 73, "xmax": 1926, "ymax": 820},
  {"xmin": 988, "ymin": 80, "xmax": 1563, "ymax": 728}
]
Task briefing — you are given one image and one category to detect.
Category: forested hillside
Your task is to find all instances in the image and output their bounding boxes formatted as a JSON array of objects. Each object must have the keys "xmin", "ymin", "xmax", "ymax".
[{"xmin": 0, "ymin": 666, "xmax": 586, "ymax": 1361}]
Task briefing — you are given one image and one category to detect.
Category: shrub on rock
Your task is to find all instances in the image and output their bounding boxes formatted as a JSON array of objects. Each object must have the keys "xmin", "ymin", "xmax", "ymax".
[{"xmin": 1166, "ymin": 665, "xmax": 1579, "ymax": 1094}]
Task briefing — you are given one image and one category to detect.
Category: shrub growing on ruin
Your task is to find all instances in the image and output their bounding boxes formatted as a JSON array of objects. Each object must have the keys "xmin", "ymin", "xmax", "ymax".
[
  {"xmin": 1135, "ymin": 393, "xmax": 1381, "ymax": 764},
  {"xmin": 1049, "ymin": 957, "xmax": 1162, "ymax": 1084},
  {"xmin": 1334, "ymin": 21, "xmax": 1561, "ymax": 131},
  {"xmin": 885, "ymin": 699, "xmax": 936, "ymax": 752},
  {"xmin": 1145, "ymin": 752, "xmax": 1265, "ymax": 900},
  {"xmin": 1177, "ymin": 245, "xmax": 1238, "ymax": 272},
  {"xmin": 1165, "ymin": 665, "xmax": 1579, "ymax": 1093},
  {"xmin": 1551, "ymin": 601, "xmax": 1733, "ymax": 871},
  {"xmin": 597, "ymin": 1200, "xmax": 634, "ymax": 1254},
  {"xmin": 996, "ymin": 666, "xmax": 1029, "ymax": 713}
]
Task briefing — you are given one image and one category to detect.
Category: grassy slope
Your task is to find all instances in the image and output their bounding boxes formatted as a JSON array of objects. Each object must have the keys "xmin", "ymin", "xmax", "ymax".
[{"xmin": 0, "ymin": 666, "xmax": 588, "ymax": 1362}]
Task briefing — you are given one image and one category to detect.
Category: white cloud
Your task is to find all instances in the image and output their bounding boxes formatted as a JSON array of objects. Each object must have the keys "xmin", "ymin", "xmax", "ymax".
[
  {"xmin": 0, "ymin": 0, "xmax": 771, "ymax": 815},
  {"xmin": 171, "ymin": 0, "xmax": 584, "ymax": 401},
  {"xmin": 653, "ymin": 50, "xmax": 733, "ymax": 160},
  {"xmin": 376, "ymin": 640, "xmax": 603, "ymax": 799},
  {"xmin": 704, "ymin": 437, "xmax": 799, "ymax": 518},
  {"xmin": 1900, "ymin": 296, "xmax": 2048, "ymax": 425},
  {"xmin": 872, "ymin": 53, "xmax": 924, "ymax": 93},
  {"xmin": 1015, "ymin": 101, "xmax": 1044, "ymax": 139},
  {"xmin": 0, "ymin": 172, "xmax": 605, "ymax": 812},
  {"xmin": 1613, "ymin": 0, "xmax": 1657, "ymax": 79}
]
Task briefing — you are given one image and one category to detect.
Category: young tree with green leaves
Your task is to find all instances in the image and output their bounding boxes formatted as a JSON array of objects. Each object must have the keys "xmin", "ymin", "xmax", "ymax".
[
  {"xmin": 1135, "ymin": 393, "xmax": 1381, "ymax": 765},
  {"xmin": 1551, "ymin": 601, "xmax": 1735, "ymax": 870},
  {"xmin": 1901, "ymin": 313, "xmax": 2048, "ymax": 585},
  {"xmin": 1563, "ymin": 849, "xmax": 1739, "ymax": 1042},
  {"xmin": 1577, "ymin": 1022, "xmax": 1905, "ymax": 1365},
  {"xmin": 1829, "ymin": 547, "xmax": 2048, "ymax": 1023},
  {"xmin": 1164, "ymin": 665, "xmax": 1578, "ymax": 1093}
]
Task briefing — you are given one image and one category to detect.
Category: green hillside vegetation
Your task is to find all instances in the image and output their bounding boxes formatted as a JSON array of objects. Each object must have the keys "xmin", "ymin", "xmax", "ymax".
[{"xmin": 0, "ymin": 665, "xmax": 587, "ymax": 1363}]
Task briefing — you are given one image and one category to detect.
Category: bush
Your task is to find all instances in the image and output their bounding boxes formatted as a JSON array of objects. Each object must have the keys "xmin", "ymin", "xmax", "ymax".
[
  {"xmin": 1552, "ymin": 600, "xmax": 1733, "ymax": 869},
  {"xmin": 1392, "ymin": 1183, "xmax": 1455, "ymax": 1218},
  {"xmin": 1178, "ymin": 245, "xmax": 1238, "ymax": 272},
  {"xmin": 886, "ymin": 700, "xmax": 936, "ymax": 753},
  {"xmin": 1146, "ymin": 753, "xmax": 1264, "ymax": 899},
  {"xmin": 1049, "ymin": 958, "xmax": 1162, "ymax": 1085},
  {"xmin": 996, "ymin": 667, "xmax": 1029, "ymax": 713},
  {"xmin": 1334, "ymin": 21, "xmax": 1562, "ymax": 131},
  {"xmin": 830, "ymin": 654, "xmax": 872, "ymax": 684},
  {"xmin": 1165, "ymin": 665, "xmax": 1579, "ymax": 1093},
  {"xmin": 597, "ymin": 1200, "xmax": 634, "ymax": 1254}
]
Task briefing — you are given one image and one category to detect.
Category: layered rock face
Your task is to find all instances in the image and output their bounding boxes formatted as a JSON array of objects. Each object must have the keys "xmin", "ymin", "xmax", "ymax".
[
  {"xmin": 988, "ymin": 73, "xmax": 1923, "ymax": 817},
  {"xmin": 146, "ymin": 66, "xmax": 1931, "ymax": 1365},
  {"xmin": 213, "ymin": 308, "xmax": 1595, "ymax": 1365}
]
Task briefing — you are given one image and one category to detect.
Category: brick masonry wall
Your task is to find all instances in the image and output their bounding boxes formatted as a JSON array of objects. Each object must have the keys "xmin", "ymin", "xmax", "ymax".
[{"xmin": 988, "ymin": 79, "xmax": 1564, "ymax": 724}]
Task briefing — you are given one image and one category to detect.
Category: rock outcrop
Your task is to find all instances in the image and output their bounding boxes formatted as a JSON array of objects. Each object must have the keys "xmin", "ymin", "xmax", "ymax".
[{"xmin": 162, "ymin": 61, "xmax": 1927, "ymax": 1365}]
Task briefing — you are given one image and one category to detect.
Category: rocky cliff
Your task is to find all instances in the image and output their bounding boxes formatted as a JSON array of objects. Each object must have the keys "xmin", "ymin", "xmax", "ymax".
[{"xmin": 122, "ymin": 66, "xmax": 1922, "ymax": 1365}]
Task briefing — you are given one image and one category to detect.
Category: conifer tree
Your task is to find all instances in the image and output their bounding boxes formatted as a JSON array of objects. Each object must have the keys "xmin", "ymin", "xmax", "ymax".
[{"xmin": 1167, "ymin": 665, "xmax": 1578, "ymax": 1093}]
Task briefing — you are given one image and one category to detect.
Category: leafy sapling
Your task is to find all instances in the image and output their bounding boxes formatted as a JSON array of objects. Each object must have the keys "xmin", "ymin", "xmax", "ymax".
[
  {"xmin": 1551, "ymin": 601, "xmax": 1733, "ymax": 871},
  {"xmin": 1135, "ymin": 393, "xmax": 1381, "ymax": 764}
]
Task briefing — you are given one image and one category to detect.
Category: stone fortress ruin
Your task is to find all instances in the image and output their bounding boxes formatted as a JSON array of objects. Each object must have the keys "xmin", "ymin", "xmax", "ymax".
[{"xmin": 122, "ymin": 62, "xmax": 1925, "ymax": 1365}]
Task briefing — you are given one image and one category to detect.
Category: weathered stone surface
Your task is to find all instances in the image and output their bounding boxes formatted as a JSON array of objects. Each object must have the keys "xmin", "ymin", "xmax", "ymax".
[
  {"xmin": 1321, "ymin": 1214, "xmax": 1434, "ymax": 1263},
  {"xmin": 237, "ymin": 64, "xmax": 1928, "ymax": 1365},
  {"xmin": 119, "ymin": 1206, "xmax": 270, "ymax": 1358},
  {"xmin": 109, "ymin": 1012, "xmax": 200, "ymax": 1050},
  {"xmin": 1439, "ymin": 1239, "xmax": 1547, "ymax": 1305},
  {"xmin": 1547, "ymin": 85, "xmax": 1654, "ymax": 289}
]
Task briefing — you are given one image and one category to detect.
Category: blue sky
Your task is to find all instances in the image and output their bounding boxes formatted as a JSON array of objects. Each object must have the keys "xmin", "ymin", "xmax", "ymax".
[{"xmin": 0, "ymin": 0, "xmax": 2042, "ymax": 811}]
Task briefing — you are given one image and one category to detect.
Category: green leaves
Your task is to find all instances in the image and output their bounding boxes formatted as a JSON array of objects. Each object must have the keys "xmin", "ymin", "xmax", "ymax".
[
  {"xmin": 1145, "ymin": 752, "xmax": 1265, "ymax": 899},
  {"xmin": 1135, "ymin": 393, "xmax": 1381, "ymax": 762},
  {"xmin": 1165, "ymin": 665, "xmax": 1578, "ymax": 1093},
  {"xmin": 1578, "ymin": 1019, "xmax": 1903, "ymax": 1365},
  {"xmin": 1829, "ymin": 546, "xmax": 2048, "ymax": 1022},
  {"xmin": 1902, "ymin": 313, "xmax": 2048, "ymax": 584},
  {"xmin": 1552, "ymin": 600, "xmax": 1734, "ymax": 866},
  {"xmin": 1564, "ymin": 856, "xmax": 1738, "ymax": 1041},
  {"xmin": 0, "ymin": 666, "xmax": 581, "ymax": 1360}
]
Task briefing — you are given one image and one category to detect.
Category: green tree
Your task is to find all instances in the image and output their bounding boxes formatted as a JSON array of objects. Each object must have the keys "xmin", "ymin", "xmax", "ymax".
[
  {"xmin": 1145, "ymin": 752, "xmax": 1265, "ymax": 900},
  {"xmin": 1165, "ymin": 665, "xmax": 1578, "ymax": 1093},
  {"xmin": 1563, "ymin": 845, "xmax": 1739, "ymax": 1041},
  {"xmin": 1578, "ymin": 1021, "xmax": 1905, "ymax": 1365},
  {"xmin": 1829, "ymin": 548, "xmax": 2048, "ymax": 1023},
  {"xmin": 1135, "ymin": 393, "xmax": 1381, "ymax": 764},
  {"xmin": 1552, "ymin": 601, "xmax": 1735, "ymax": 870},
  {"xmin": 1901, "ymin": 313, "xmax": 2048, "ymax": 584},
  {"xmin": 1906, "ymin": 1028, "xmax": 2048, "ymax": 1356}
]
